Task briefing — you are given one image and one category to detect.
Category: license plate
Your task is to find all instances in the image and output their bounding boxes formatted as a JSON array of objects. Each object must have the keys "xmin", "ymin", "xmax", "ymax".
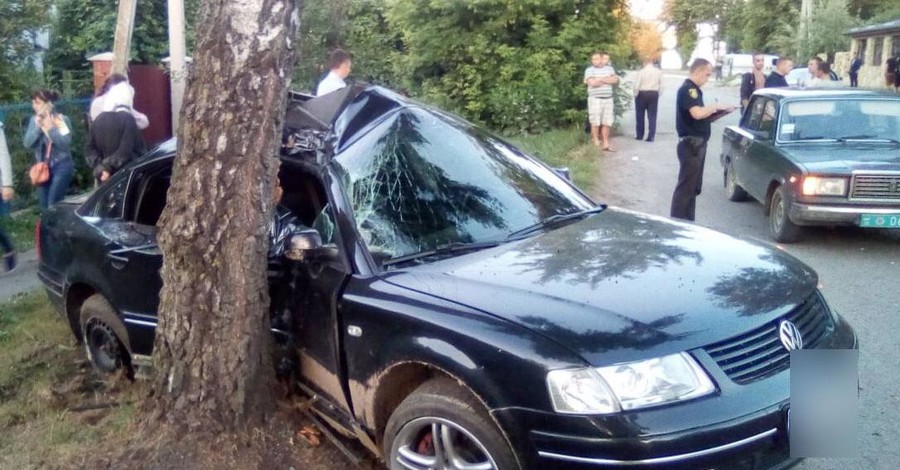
[{"xmin": 859, "ymin": 214, "xmax": 900, "ymax": 228}]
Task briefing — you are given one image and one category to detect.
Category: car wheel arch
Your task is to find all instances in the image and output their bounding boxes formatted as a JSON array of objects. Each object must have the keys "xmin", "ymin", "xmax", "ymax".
[
  {"xmin": 368, "ymin": 361, "xmax": 508, "ymax": 452},
  {"xmin": 64, "ymin": 283, "xmax": 98, "ymax": 343},
  {"xmin": 764, "ymin": 180, "xmax": 783, "ymax": 214}
]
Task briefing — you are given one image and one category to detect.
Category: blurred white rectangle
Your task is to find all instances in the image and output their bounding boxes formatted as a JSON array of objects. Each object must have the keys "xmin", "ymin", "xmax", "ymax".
[{"xmin": 790, "ymin": 349, "xmax": 858, "ymax": 458}]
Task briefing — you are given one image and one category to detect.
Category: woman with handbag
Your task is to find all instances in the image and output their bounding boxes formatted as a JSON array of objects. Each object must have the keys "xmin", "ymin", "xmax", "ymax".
[{"xmin": 23, "ymin": 89, "xmax": 74, "ymax": 209}]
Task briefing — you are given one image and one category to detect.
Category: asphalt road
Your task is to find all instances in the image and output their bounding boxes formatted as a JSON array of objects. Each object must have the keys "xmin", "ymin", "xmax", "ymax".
[
  {"xmin": 0, "ymin": 248, "xmax": 40, "ymax": 300},
  {"xmin": 593, "ymin": 72, "xmax": 899, "ymax": 469}
]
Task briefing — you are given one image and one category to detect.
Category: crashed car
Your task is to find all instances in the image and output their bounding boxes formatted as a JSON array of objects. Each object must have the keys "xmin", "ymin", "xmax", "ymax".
[
  {"xmin": 39, "ymin": 86, "xmax": 857, "ymax": 469},
  {"xmin": 721, "ymin": 88, "xmax": 900, "ymax": 242}
]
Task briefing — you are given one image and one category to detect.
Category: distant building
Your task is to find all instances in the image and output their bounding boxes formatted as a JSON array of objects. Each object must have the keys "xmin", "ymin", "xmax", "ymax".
[{"xmin": 838, "ymin": 18, "xmax": 900, "ymax": 88}]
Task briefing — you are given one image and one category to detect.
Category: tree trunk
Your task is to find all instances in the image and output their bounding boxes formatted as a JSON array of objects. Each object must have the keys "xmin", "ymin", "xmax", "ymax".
[{"xmin": 151, "ymin": 0, "xmax": 300, "ymax": 433}]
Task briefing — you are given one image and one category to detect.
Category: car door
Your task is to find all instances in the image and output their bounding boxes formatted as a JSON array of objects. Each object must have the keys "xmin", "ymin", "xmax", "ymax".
[
  {"xmin": 278, "ymin": 171, "xmax": 355, "ymax": 414},
  {"xmin": 726, "ymin": 98, "xmax": 763, "ymax": 200},
  {"xmin": 738, "ymin": 97, "xmax": 779, "ymax": 202}
]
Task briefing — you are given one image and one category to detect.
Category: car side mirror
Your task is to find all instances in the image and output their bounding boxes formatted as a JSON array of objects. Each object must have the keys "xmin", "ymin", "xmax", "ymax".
[{"xmin": 285, "ymin": 229, "xmax": 338, "ymax": 262}]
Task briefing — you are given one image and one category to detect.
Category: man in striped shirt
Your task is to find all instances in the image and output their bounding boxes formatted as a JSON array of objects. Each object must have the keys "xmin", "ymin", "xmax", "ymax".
[{"xmin": 584, "ymin": 52, "xmax": 619, "ymax": 151}]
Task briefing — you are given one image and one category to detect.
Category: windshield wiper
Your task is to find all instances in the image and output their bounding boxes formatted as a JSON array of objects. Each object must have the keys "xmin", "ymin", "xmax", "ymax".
[
  {"xmin": 836, "ymin": 134, "xmax": 900, "ymax": 144},
  {"xmin": 505, "ymin": 205, "xmax": 606, "ymax": 240},
  {"xmin": 382, "ymin": 240, "xmax": 503, "ymax": 267}
]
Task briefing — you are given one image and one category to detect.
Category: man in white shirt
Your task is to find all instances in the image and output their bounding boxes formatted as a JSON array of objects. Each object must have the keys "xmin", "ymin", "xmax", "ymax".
[
  {"xmin": 633, "ymin": 58, "xmax": 663, "ymax": 142},
  {"xmin": 316, "ymin": 49, "xmax": 352, "ymax": 96}
]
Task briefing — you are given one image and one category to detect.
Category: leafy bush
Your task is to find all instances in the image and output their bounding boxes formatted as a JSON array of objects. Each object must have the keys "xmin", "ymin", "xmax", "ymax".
[{"xmin": 296, "ymin": 0, "xmax": 631, "ymax": 133}]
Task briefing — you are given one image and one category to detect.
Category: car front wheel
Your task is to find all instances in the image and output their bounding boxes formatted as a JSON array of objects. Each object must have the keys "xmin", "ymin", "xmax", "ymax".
[
  {"xmin": 769, "ymin": 186, "xmax": 803, "ymax": 243},
  {"xmin": 383, "ymin": 377, "xmax": 520, "ymax": 470},
  {"xmin": 80, "ymin": 294, "xmax": 133, "ymax": 377},
  {"xmin": 724, "ymin": 160, "xmax": 748, "ymax": 202}
]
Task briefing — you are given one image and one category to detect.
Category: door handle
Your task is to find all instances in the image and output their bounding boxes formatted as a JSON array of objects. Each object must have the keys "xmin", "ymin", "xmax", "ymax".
[{"xmin": 106, "ymin": 252, "xmax": 129, "ymax": 269}]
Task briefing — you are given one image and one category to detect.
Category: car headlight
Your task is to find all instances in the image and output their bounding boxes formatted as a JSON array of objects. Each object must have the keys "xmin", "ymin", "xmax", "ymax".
[
  {"xmin": 802, "ymin": 176, "xmax": 847, "ymax": 196},
  {"xmin": 547, "ymin": 352, "xmax": 716, "ymax": 414}
]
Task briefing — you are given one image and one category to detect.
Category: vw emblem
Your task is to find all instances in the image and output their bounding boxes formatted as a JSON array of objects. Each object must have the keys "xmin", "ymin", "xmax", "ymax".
[{"xmin": 779, "ymin": 320, "xmax": 803, "ymax": 351}]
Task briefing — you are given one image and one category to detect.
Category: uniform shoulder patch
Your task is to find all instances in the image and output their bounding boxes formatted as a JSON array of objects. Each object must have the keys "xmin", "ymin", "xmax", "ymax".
[{"xmin": 689, "ymin": 88, "xmax": 698, "ymax": 99}]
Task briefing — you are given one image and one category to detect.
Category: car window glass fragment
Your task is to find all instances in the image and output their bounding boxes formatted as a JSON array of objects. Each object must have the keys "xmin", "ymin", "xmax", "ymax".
[{"xmin": 333, "ymin": 109, "xmax": 591, "ymax": 264}]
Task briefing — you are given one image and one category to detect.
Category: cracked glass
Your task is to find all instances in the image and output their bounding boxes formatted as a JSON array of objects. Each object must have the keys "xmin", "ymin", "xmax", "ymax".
[{"xmin": 333, "ymin": 108, "xmax": 593, "ymax": 264}]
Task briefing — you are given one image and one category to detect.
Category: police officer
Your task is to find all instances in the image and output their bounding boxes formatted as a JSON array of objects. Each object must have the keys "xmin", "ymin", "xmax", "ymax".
[{"xmin": 670, "ymin": 59, "xmax": 735, "ymax": 221}]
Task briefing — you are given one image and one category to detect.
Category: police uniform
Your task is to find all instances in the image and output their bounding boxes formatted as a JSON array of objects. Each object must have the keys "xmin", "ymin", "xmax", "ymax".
[{"xmin": 670, "ymin": 78, "xmax": 710, "ymax": 221}]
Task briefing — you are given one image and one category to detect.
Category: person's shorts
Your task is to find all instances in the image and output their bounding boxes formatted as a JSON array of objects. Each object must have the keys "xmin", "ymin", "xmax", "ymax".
[{"xmin": 588, "ymin": 97, "xmax": 614, "ymax": 127}]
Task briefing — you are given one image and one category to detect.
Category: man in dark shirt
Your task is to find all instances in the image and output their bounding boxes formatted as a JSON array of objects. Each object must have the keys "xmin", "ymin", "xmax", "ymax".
[
  {"xmin": 670, "ymin": 59, "xmax": 735, "ymax": 221},
  {"xmin": 765, "ymin": 58, "xmax": 793, "ymax": 88}
]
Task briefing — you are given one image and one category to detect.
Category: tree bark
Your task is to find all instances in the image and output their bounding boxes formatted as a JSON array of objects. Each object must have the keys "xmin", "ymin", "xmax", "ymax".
[{"xmin": 151, "ymin": 0, "xmax": 301, "ymax": 433}]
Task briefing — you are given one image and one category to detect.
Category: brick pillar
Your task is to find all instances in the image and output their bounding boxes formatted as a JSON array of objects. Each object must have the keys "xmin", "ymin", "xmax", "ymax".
[{"xmin": 87, "ymin": 52, "xmax": 116, "ymax": 95}]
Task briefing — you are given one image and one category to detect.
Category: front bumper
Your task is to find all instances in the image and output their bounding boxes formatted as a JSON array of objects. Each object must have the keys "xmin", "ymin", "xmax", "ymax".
[
  {"xmin": 789, "ymin": 202, "xmax": 900, "ymax": 226},
  {"xmin": 492, "ymin": 313, "xmax": 857, "ymax": 470},
  {"xmin": 495, "ymin": 400, "xmax": 797, "ymax": 470}
]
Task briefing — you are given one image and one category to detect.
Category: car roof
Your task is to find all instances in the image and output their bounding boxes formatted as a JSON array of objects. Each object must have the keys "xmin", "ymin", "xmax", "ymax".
[
  {"xmin": 752, "ymin": 87, "xmax": 898, "ymax": 100},
  {"xmin": 129, "ymin": 85, "xmax": 413, "ymax": 169}
]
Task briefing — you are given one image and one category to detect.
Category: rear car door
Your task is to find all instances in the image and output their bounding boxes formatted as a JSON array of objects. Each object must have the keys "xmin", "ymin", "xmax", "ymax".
[{"xmin": 88, "ymin": 160, "xmax": 172, "ymax": 352}]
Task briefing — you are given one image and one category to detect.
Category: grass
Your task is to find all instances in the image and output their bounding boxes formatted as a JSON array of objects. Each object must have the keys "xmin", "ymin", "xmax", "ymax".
[
  {"xmin": 0, "ymin": 291, "xmax": 142, "ymax": 469},
  {"xmin": 506, "ymin": 126, "xmax": 600, "ymax": 192},
  {"xmin": 0, "ymin": 207, "xmax": 40, "ymax": 252}
]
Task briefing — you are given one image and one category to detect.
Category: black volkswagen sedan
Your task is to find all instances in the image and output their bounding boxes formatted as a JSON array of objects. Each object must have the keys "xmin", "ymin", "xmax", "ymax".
[
  {"xmin": 38, "ymin": 86, "xmax": 857, "ymax": 469},
  {"xmin": 721, "ymin": 88, "xmax": 900, "ymax": 242}
]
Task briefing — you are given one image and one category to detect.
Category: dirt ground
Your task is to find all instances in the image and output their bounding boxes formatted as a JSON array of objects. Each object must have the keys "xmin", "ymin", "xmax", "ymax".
[{"xmin": 2, "ymin": 339, "xmax": 380, "ymax": 470}]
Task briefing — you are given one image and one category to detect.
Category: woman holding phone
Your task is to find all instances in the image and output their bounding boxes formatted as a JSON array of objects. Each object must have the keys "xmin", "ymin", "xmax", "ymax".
[{"xmin": 23, "ymin": 89, "xmax": 74, "ymax": 209}]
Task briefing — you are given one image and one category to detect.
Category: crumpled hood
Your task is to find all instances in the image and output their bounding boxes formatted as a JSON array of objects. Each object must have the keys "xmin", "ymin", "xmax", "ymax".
[
  {"xmin": 783, "ymin": 145, "xmax": 900, "ymax": 174},
  {"xmin": 384, "ymin": 208, "xmax": 819, "ymax": 365}
]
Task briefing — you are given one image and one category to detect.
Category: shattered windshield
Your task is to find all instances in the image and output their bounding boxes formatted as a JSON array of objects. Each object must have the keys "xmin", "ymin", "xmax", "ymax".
[{"xmin": 333, "ymin": 108, "xmax": 593, "ymax": 264}]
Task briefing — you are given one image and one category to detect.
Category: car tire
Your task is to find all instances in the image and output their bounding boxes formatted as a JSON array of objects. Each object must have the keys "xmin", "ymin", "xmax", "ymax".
[
  {"xmin": 383, "ymin": 377, "xmax": 520, "ymax": 470},
  {"xmin": 724, "ymin": 160, "xmax": 748, "ymax": 202},
  {"xmin": 80, "ymin": 294, "xmax": 133, "ymax": 377},
  {"xmin": 769, "ymin": 186, "xmax": 803, "ymax": 243}
]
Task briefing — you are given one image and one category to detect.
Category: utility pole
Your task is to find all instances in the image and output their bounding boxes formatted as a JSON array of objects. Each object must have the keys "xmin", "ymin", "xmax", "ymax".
[
  {"xmin": 111, "ymin": 0, "xmax": 138, "ymax": 75},
  {"xmin": 799, "ymin": 0, "xmax": 812, "ymax": 58},
  {"xmin": 168, "ymin": 0, "xmax": 187, "ymax": 133}
]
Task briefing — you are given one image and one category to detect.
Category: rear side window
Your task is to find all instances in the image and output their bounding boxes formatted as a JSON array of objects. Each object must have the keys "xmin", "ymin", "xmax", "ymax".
[{"xmin": 93, "ymin": 177, "xmax": 129, "ymax": 219}]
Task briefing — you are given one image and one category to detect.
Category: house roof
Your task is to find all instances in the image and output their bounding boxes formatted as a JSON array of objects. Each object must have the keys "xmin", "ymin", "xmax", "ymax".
[{"xmin": 846, "ymin": 18, "xmax": 900, "ymax": 37}]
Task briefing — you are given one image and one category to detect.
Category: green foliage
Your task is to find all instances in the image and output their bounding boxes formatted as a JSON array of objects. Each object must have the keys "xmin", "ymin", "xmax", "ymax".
[
  {"xmin": 46, "ymin": 0, "xmax": 198, "ymax": 77},
  {"xmin": 665, "ymin": 0, "xmax": 741, "ymax": 58},
  {"xmin": 296, "ymin": 0, "xmax": 630, "ymax": 132},
  {"xmin": 384, "ymin": 0, "xmax": 631, "ymax": 132},
  {"xmin": 801, "ymin": 0, "xmax": 860, "ymax": 60},
  {"xmin": 739, "ymin": 0, "xmax": 800, "ymax": 55},
  {"xmin": 295, "ymin": 0, "xmax": 351, "ymax": 91},
  {"xmin": 0, "ymin": 0, "xmax": 51, "ymax": 102},
  {"xmin": 345, "ymin": 0, "xmax": 403, "ymax": 89},
  {"xmin": 0, "ymin": 207, "xmax": 39, "ymax": 251},
  {"xmin": 864, "ymin": 2, "xmax": 900, "ymax": 24}
]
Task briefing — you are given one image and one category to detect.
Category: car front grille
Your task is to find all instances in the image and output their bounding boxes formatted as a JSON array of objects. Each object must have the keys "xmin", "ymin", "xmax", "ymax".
[
  {"xmin": 704, "ymin": 293, "xmax": 834, "ymax": 385},
  {"xmin": 850, "ymin": 174, "xmax": 900, "ymax": 201}
]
